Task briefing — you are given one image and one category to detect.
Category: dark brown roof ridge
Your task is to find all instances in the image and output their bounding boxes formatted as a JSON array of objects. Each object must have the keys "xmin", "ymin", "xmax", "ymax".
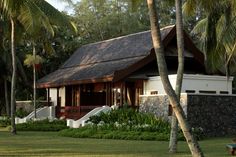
[
  {"xmin": 60, "ymin": 54, "xmax": 148, "ymax": 69},
  {"xmin": 79, "ymin": 25, "xmax": 175, "ymax": 49}
]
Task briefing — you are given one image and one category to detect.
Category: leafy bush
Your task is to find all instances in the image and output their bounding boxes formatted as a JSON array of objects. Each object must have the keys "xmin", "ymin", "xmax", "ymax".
[
  {"xmin": 16, "ymin": 119, "xmax": 68, "ymax": 131},
  {"xmin": 59, "ymin": 108, "xmax": 204, "ymax": 141},
  {"xmin": 59, "ymin": 108, "xmax": 186, "ymax": 141},
  {"xmin": 59, "ymin": 124, "xmax": 176, "ymax": 141},
  {"xmin": 88, "ymin": 108, "xmax": 169, "ymax": 128},
  {"xmin": 192, "ymin": 127, "xmax": 205, "ymax": 140},
  {"xmin": 15, "ymin": 108, "xmax": 30, "ymax": 118},
  {"xmin": 0, "ymin": 117, "xmax": 11, "ymax": 127}
]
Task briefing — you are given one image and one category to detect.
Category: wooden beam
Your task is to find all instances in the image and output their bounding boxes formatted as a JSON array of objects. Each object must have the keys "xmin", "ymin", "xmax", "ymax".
[{"xmin": 37, "ymin": 76, "xmax": 113, "ymax": 89}]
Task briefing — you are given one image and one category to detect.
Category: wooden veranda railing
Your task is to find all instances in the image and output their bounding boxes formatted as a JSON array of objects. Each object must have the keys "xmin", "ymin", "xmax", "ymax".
[{"xmin": 56, "ymin": 105, "xmax": 102, "ymax": 120}]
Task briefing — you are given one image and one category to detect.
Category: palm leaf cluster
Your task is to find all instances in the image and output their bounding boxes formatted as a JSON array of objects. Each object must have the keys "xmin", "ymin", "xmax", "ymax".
[
  {"xmin": 183, "ymin": 0, "xmax": 236, "ymax": 74},
  {"xmin": 0, "ymin": 0, "xmax": 76, "ymax": 134}
]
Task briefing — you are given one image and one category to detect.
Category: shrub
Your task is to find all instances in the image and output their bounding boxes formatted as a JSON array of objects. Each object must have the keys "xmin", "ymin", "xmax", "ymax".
[
  {"xmin": 59, "ymin": 108, "xmax": 204, "ymax": 141},
  {"xmin": 0, "ymin": 117, "xmax": 11, "ymax": 127},
  {"xmin": 16, "ymin": 119, "xmax": 68, "ymax": 131},
  {"xmin": 59, "ymin": 125, "xmax": 180, "ymax": 141},
  {"xmin": 15, "ymin": 108, "xmax": 30, "ymax": 118}
]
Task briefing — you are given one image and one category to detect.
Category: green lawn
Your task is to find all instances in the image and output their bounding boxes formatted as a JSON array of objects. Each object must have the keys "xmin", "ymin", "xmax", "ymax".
[{"xmin": 0, "ymin": 131, "xmax": 233, "ymax": 157}]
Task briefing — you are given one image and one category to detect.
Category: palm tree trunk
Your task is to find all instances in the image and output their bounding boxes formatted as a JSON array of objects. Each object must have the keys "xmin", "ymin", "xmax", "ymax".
[
  {"xmin": 146, "ymin": 0, "xmax": 204, "ymax": 156},
  {"xmin": 4, "ymin": 78, "xmax": 10, "ymax": 116},
  {"xmin": 169, "ymin": 0, "xmax": 185, "ymax": 153},
  {"xmin": 16, "ymin": 56, "xmax": 31, "ymax": 87},
  {"xmin": 33, "ymin": 44, "xmax": 37, "ymax": 119},
  {"xmin": 10, "ymin": 17, "xmax": 16, "ymax": 135}
]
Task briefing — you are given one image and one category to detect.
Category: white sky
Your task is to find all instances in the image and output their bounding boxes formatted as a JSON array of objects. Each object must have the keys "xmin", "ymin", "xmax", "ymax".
[
  {"xmin": 46, "ymin": 0, "xmax": 79, "ymax": 14},
  {"xmin": 46, "ymin": 0, "xmax": 69, "ymax": 11}
]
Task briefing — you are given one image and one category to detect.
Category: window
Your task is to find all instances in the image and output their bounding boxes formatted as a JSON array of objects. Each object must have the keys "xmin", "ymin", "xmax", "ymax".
[{"xmin": 150, "ymin": 91, "xmax": 158, "ymax": 95}]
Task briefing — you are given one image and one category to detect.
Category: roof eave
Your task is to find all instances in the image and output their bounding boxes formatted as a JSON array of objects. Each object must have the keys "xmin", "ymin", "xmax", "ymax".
[{"xmin": 36, "ymin": 76, "xmax": 114, "ymax": 88}]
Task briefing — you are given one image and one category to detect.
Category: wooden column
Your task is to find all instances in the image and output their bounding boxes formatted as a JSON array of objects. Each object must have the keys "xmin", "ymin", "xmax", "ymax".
[
  {"xmin": 105, "ymin": 83, "xmax": 112, "ymax": 106},
  {"xmin": 111, "ymin": 83, "xmax": 114, "ymax": 106},
  {"xmin": 47, "ymin": 88, "xmax": 50, "ymax": 106},
  {"xmin": 77, "ymin": 85, "xmax": 81, "ymax": 106},
  {"xmin": 124, "ymin": 82, "xmax": 127, "ymax": 105},
  {"xmin": 56, "ymin": 87, "xmax": 60, "ymax": 118},
  {"xmin": 120, "ymin": 82, "xmax": 124, "ymax": 106},
  {"xmin": 56, "ymin": 88, "xmax": 59, "ymax": 107}
]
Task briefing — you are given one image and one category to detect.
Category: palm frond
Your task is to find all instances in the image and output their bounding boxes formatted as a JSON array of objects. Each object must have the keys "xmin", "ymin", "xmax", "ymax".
[
  {"xmin": 17, "ymin": 0, "xmax": 54, "ymax": 36},
  {"xmin": 191, "ymin": 18, "xmax": 207, "ymax": 35},
  {"xmin": 182, "ymin": 0, "xmax": 196, "ymax": 17},
  {"xmin": 34, "ymin": 0, "xmax": 77, "ymax": 34}
]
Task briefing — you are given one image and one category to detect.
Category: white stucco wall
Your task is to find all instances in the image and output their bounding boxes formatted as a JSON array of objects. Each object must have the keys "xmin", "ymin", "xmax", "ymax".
[
  {"xmin": 48, "ymin": 87, "xmax": 66, "ymax": 106},
  {"xmin": 49, "ymin": 88, "xmax": 57, "ymax": 106},
  {"xmin": 144, "ymin": 74, "xmax": 233, "ymax": 95}
]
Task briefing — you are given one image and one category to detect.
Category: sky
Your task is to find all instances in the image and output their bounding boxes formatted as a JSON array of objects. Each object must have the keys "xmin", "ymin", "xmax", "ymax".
[
  {"xmin": 47, "ymin": 0, "xmax": 67, "ymax": 11},
  {"xmin": 46, "ymin": 0, "xmax": 78, "ymax": 13}
]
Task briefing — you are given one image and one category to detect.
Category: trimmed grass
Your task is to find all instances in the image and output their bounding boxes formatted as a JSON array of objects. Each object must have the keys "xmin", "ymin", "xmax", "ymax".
[{"xmin": 0, "ymin": 131, "xmax": 233, "ymax": 157}]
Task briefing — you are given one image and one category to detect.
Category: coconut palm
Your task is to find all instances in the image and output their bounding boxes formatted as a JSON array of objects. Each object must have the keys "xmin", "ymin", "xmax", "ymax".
[
  {"xmin": 146, "ymin": 0, "xmax": 204, "ymax": 156},
  {"xmin": 169, "ymin": 0, "xmax": 185, "ymax": 153},
  {"xmin": 0, "ymin": 0, "xmax": 76, "ymax": 134},
  {"xmin": 183, "ymin": 0, "xmax": 236, "ymax": 74}
]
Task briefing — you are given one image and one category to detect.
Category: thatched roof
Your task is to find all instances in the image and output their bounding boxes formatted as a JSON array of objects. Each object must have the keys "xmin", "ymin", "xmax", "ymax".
[{"xmin": 37, "ymin": 25, "xmax": 204, "ymax": 88}]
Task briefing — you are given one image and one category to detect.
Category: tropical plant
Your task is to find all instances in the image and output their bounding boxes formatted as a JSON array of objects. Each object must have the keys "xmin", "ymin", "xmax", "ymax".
[
  {"xmin": 146, "ymin": 0, "xmax": 204, "ymax": 156},
  {"xmin": 0, "ymin": 0, "xmax": 76, "ymax": 134},
  {"xmin": 169, "ymin": 0, "xmax": 185, "ymax": 153},
  {"xmin": 183, "ymin": 0, "xmax": 236, "ymax": 74}
]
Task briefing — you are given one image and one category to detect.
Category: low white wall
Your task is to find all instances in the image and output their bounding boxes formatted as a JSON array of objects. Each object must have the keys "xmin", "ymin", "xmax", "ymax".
[{"xmin": 144, "ymin": 74, "xmax": 233, "ymax": 95}]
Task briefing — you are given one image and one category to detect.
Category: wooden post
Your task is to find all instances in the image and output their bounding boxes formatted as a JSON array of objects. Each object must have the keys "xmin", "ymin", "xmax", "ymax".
[
  {"xmin": 56, "ymin": 88, "xmax": 59, "ymax": 118},
  {"xmin": 124, "ymin": 82, "xmax": 127, "ymax": 105},
  {"xmin": 105, "ymin": 83, "xmax": 112, "ymax": 106},
  {"xmin": 111, "ymin": 83, "xmax": 114, "ymax": 106},
  {"xmin": 47, "ymin": 88, "xmax": 50, "ymax": 106},
  {"xmin": 120, "ymin": 83, "xmax": 123, "ymax": 106}
]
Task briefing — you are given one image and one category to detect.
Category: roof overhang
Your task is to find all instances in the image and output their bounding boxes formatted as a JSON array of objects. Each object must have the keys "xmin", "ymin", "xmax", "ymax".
[{"xmin": 37, "ymin": 76, "xmax": 113, "ymax": 88}]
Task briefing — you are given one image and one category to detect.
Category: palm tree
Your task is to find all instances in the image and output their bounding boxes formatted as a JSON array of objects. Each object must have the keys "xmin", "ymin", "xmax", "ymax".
[
  {"xmin": 169, "ymin": 0, "xmax": 185, "ymax": 153},
  {"xmin": 183, "ymin": 0, "xmax": 236, "ymax": 74},
  {"xmin": 0, "ymin": 0, "xmax": 76, "ymax": 134},
  {"xmin": 146, "ymin": 0, "xmax": 204, "ymax": 156}
]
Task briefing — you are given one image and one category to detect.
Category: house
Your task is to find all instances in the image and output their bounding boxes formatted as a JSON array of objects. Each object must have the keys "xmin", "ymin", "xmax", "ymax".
[{"xmin": 37, "ymin": 25, "xmax": 231, "ymax": 120}]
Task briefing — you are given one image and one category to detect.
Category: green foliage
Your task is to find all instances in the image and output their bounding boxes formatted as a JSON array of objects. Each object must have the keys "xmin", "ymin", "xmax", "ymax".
[
  {"xmin": 88, "ymin": 108, "xmax": 170, "ymax": 131},
  {"xmin": 59, "ymin": 108, "xmax": 187, "ymax": 141},
  {"xmin": 192, "ymin": 127, "xmax": 205, "ymax": 140},
  {"xmin": 0, "ymin": 117, "xmax": 11, "ymax": 127},
  {"xmin": 16, "ymin": 119, "xmax": 68, "ymax": 131},
  {"xmin": 59, "ymin": 125, "xmax": 174, "ymax": 141},
  {"xmin": 15, "ymin": 108, "xmax": 30, "ymax": 118},
  {"xmin": 60, "ymin": 108, "xmax": 205, "ymax": 141},
  {"xmin": 24, "ymin": 54, "xmax": 44, "ymax": 67}
]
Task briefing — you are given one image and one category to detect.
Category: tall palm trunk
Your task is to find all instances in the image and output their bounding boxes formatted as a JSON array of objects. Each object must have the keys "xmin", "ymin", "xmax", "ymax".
[
  {"xmin": 146, "ymin": 0, "xmax": 204, "ymax": 156},
  {"xmin": 10, "ymin": 17, "xmax": 16, "ymax": 134},
  {"xmin": 33, "ymin": 44, "xmax": 37, "ymax": 119},
  {"xmin": 169, "ymin": 0, "xmax": 184, "ymax": 153},
  {"xmin": 4, "ymin": 78, "xmax": 10, "ymax": 116}
]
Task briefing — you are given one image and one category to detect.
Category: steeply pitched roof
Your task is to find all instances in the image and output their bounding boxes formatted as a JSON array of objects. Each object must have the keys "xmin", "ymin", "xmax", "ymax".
[{"xmin": 37, "ymin": 25, "xmax": 204, "ymax": 88}]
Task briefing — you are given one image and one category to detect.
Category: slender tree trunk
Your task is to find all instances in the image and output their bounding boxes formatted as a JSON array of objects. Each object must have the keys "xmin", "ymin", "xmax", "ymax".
[
  {"xmin": 169, "ymin": 0, "xmax": 185, "ymax": 153},
  {"xmin": 10, "ymin": 17, "xmax": 16, "ymax": 135},
  {"xmin": 4, "ymin": 78, "xmax": 10, "ymax": 116},
  {"xmin": 16, "ymin": 56, "xmax": 31, "ymax": 87},
  {"xmin": 33, "ymin": 44, "xmax": 37, "ymax": 119},
  {"xmin": 146, "ymin": 0, "xmax": 204, "ymax": 156}
]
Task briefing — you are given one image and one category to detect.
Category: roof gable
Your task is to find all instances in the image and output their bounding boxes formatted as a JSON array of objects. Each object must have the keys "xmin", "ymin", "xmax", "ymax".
[{"xmin": 62, "ymin": 25, "xmax": 174, "ymax": 68}]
